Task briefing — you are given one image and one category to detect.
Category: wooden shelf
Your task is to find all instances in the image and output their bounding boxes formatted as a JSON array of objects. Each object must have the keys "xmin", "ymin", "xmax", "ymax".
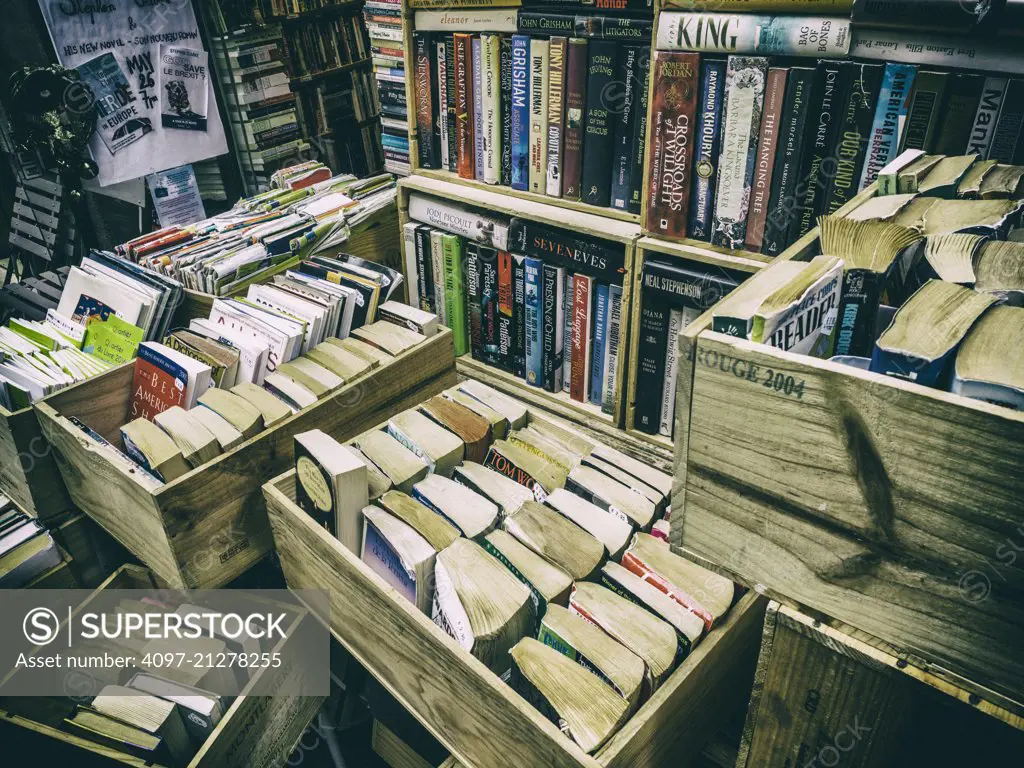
[
  {"xmin": 290, "ymin": 57, "xmax": 373, "ymax": 87},
  {"xmin": 270, "ymin": 2, "xmax": 364, "ymax": 22},
  {"xmin": 413, "ymin": 168, "xmax": 642, "ymax": 225},
  {"xmin": 638, "ymin": 235, "xmax": 772, "ymax": 274}
]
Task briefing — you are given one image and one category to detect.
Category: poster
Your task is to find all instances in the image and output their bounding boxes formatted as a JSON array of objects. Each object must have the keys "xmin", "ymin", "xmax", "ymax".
[
  {"xmin": 147, "ymin": 164, "xmax": 206, "ymax": 227},
  {"xmin": 36, "ymin": 0, "xmax": 228, "ymax": 187},
  {"xmin": 75, "ymin": 51, "xmax": 150, "ymax": 155},
  {"xmin": 159, "ymin": 44, "xmax": 209, "ymax": 131}
]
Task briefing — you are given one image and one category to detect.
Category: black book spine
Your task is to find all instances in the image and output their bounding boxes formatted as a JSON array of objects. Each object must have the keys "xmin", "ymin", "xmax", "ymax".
[
  {"xmin": 444, "ymin": 35, "xmax": 458, "ymax": 171},
  {"xmin": 633, "ymin": 296, "xmax": 669, "ymax": 435},
  {"xmin": 790, "ymin": 60, "xmax": 851, "ymax": 244},
  {"xmin": 823, "ymin": 63, "xmax": 884, "ymax": 216},
  {"xmin": 508, "ymin": 217, "xmax": 626, "ymax": 284},
  {"xmin": 481, "ymin": 249, "xmax": 500, "ymax": 364},
  {"xmin": 294, "ymin": 442, "xmax": 337, "ymax": 535},
  {"xmin": 542, "ymin": 264, "xmax": 557, "ymax": 392},
  {"xmin": 641, "ymin": 259, "xmax": 739, "ymax": 309},
  {"xmin": 833, "ymin": 269, "xmax": 885, "ymax": 358},
  {"xmin": 520, "ymin": 0, "xmax": 654, "ymax": 11},
  {"xmin": 500, "ymin": 35, "xmax": 514, "ymax": 186},
  {"xmin": 466, "ymin": 244, "xmax": 483, "ymax": 360},
  {"xmin": 989, "ymin": 78, "xmax": 1024, "ymax": 164},
  {"xmin": 518, "ymin": 12, "xmax": 576, "ymax": 35},
  {"xmin": 934, "ymin": 73, "xmax": 984, "ymax": 156},
  {"xmin": 413, "ymin": 32, "xmax": 438, "ymax": 169},
  {"xmin": 414, "ymin": 225, "xmax": 435, "ymax": 313},
  {"xmin": 609, "ymin": 46, "xmax": 640, "ymax": 212},
  {"xmin": 512, "ymin": 255, "xmax": 526, "ymax": 378},
  {"xmin": 580, "ymin": 40, "xmax": 620, "ymax": 208},
  {"xmin": 627, "ymin": 48, "xmax": 651, "ymax": 215}
]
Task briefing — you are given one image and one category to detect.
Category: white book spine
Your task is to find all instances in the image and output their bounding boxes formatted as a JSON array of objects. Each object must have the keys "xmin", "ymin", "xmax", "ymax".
[
  {"xmin": 659, "ymin": 308, "xmax": 684, "ymax": 438},
  {"xmin": 413, "ymin": 10, "xmax": 518, "ymax": 32},
  {"xmin": 545, "ymin": 38, "xmax": 565, "ymax": 198},
  {"xmin": 437, "ymin": 41, "xmax": 450, "ymax": 172},
  {"xmin": 482, "ymin": 34, "xmax": 502, "ymax": 185},
  {"xmin": 602, "ymin": 284, "xmax": 623, "ymax": 415},
  {"xmin": 402, "ymin": 222, "xmax": 420, "ymax": 309},
  {"xmin": 528, "ymin": 40, "xmax": 549, "ymax": 195},
  {"xmin": 408, "ymin": 192, "xmax": 510, "ymax": 251},
  {"xmin": 562, "ymin": 274, "xmax": 573, "ymax": 392}
]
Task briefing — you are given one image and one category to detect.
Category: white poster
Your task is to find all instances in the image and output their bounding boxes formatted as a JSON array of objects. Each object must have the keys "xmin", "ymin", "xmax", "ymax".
[
  {"xmin": 147, "ymin": 164, "xmax": 206, "ymax": 227},
  {"xmin": 36, "ymin": 0, "xmax": 228, "ymax": 187}
]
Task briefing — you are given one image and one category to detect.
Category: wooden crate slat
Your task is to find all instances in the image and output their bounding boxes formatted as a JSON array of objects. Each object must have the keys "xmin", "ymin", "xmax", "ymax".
[{"xmin": 14, "ymin": 187, "xmax": 62, "ymax": 214}]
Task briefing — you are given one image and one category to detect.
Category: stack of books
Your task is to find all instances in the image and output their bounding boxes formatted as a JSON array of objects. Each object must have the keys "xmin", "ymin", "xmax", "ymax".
[
  {"xmin": 0, "ymin": 501, "xmax": 64, "ymax": 587},
  {"xmin": 410, "ymin": 2, "xmax": 654, "ymax": 213},
  {"xmin": 404, "ymin": 192, "xmax": 627, "ymax": 414},
  {"xmin": 647, "ymin": 4, "xmax": 1024, "ymax": 256},
  {"xmin": 364, "ymin": 0, "xmax": 410, "ymax": 175},
  {"xmin": 293, "ymin": 379, "xmax": 736, "ymax": 754}
]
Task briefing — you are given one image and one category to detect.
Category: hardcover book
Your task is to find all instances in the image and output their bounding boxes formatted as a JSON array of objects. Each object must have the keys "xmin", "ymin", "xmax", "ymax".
[
  {"xmin": 633, "ymin": 296, "xmax": 668, "ymax": 435},
  {"xmin": 934, "ymin": 74, "xmax": 984, "ymax": 156},
  {"xmin": 528, "ymin": 39, "xmax": 550, "ymax": 194},
  {"xmin": 436, "ymin": 40, "xmax": 450, "ymax": 171},
  {"xmin": 481, "ymin": 250, "xmax": 500, "ymax": 362},
  {"xmin": 626, "ymin": 49, "xmax": 651, "ymax": 214},
  {"xmin": 524, "ymin": 256, "xmax": 544, "ymax": 386},
  {"xmin": 500, "ymin": 35, "xmax": 514, "ymax": 186},
  {"xmin": 688, "ymin": 58, "xmax": 726, "ymax": 242},
  {"xmin": 466, "ymin": 244, "xmax": 483, "ymax": 360},
  {"xmin": 589, "ymin": 283, "xmax": 609, "ymax": 406},
  {"xmin": 482, "ymin": 33, "xmax": 502, "ymax": 184},
  {"xmin": 513, "ymin": 254, "xmax": 527, "ymax": 377},
  {"xmin": 561, "ymin": 38, "xmax": 589, "ymax": 200},
  {"xmin": 570, "ymin": 274, "xmax": 593, "ymax": 403},
  {"xmin": 609, "ymin": 46, "xmax": 640, "ymax": 211},
  {"xmin": 445, "ymin": 36, "xmax": 459, "ymax": 172},
  {"xmin": 966, "ymin": 77, "xmax": 1008, "ymax": 160},
  {"xmin": 414, "ymin": 33, "xmax": 439, "ymax": 169},
  {"xmin": 898, "ymin": 71, "xmax": 949, "ymax": 153},
  {"xmin": 857, "ymin": 63, "xmax": 918, "ymax": 191},
  {"xmin": 657, "ymin": 13, "xmax": 850, "ymax": 57},
  {"xmin": 546, "ymin": 37, "xmax": 568, "ymax": 198},
  {"xmin": 744, "ymin": 66, "xmax": 787, "ymax": 251},
  {"xmin": 497, "ymin": 250, "xmax": 515, "ymax": 371},
  {"xmin": 507, "ymin": 218, "xmax": 626, "ymax": 284},
  {"xmin": 602, "ymin": 284, "xmax": 623, "ymax": 415},
  {"xmin": 822, "ymin": 62, "xmax": 884, "ymax": 215},
  {"xmin": 580, "ymin": 40, "xmax": 619, "ymax": 207},
  {"xmin": 473, "ymin": 37, "xmax": 486, "ymax": 181},
  {"xmin": 511, "ymin": 35, "xmax": 532, "ymax": 191},
  {"xmin": 541, "ymin": 264, "xmax": 566, "ymax": 392},
  {"xmin": 454, "ymin": 33, "xmax": 475, "ymax": 179}
]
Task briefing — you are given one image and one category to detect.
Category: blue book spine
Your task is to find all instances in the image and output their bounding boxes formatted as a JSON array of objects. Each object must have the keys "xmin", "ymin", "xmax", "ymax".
[
  {"xmin": 688, "ymin": 59, "xmax": 726, "ymax": 242},
  {"xmin": 510, "ymin": 36, "xmax": 531, "ymax": 192},
  {"xmin": 589, "ymin": 283, "xmax": 609, "ymax": 405},
  {"xmin": 857, "ymin": 63, "xmax": 918, "ymax": 191},
  {"xmin": 473, "ymin": 37, "xmax": 485, "ymax": 182},
  {"xmin": 524, "ymin": 257, "xmax": 544, "ymax": 387},
  {"xmin": 869, "ymin": 345, "xmax": 954, "ymax": 389}
]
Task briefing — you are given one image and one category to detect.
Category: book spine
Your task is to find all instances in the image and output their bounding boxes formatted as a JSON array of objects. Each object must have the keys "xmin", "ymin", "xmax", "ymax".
[
  {"xmin": 602, "ymin": 283, "xmax": 622, "ymax": 416},
  {"xmin": 687, "ymin": 58, "xmax": 726, "ymax": 242},
  {"xmin": 657, "ymin": 12, "xmax": 851, "ymax": 57},
  {"xmin": 744, "ymin": 67, "xmax": 787, "ymax": 251},
  {"xmin": 847, "ymin": 28, "xmax": 1023, "ymax": 75},
  {"xmin": 898, "ymin": 71, "xmax": 948, "ymax": 153},
  {"xmin": 933, "ymin": 73, "xmax": 984, "ymax": 156},
  {"xmin": 436, "ymin": 40, "xmax": 450, "ymax": 171},
  {"xmin": 833, "ymin": 269, "xmax": 884, "ymax": 358},
  {"xmin": 645, "ymin": 51, "xmax": 701, "ymax": 240},
  {"xmin": 541, "ymin": 264, "xmax": 560, "ymax": 391},
  {"xmin": 633, "ymin": 296, "xmax": 669, "ymax": 435},
  {"xmin": 473, "ymin": 37, "xmax": 485, "ymax": 181},
  {"xmin": 445, "ymin": 36, "xmax": 459, "ymax": 171},
  {"xmin": 481, "ymin": 251, "xmax": 500, "ymax": 363},
  {"xmin": 824, "ymin": 64, "xmax": 882, "ymax": 215},
  {"xmin": 482, "ymin": 33, "xmax": 502, "ymax": 184},
  {"xmin": 561, "ymin": 38, "xmax": 588, "ymax": 200},
  {"xmin": 570, "ymin": 274, "xmax": 592, "ymax": 403},
  {"xmin": 514, "ymin": 0, "xmax": 653, "ymax": 10},
  {"xmin": 430, "ymin": 232, "xmax": 446, "ymax": 326},
  {"xmin": 408, "ymin": 192, "xmax": 510, "ymax": 251},
  {"xmin": 966, "ymin": 77, "xmax": 1008, "ymax": 159},
  {"xmin": 414, "ymin": 225, "xmax": 435, "ymax": 313},
  {"xmin": 442, "ymin": 234, "xmax": 469, "ymax": 356},
  {"xmin": 524, "ymin": 257, "xmax": 544, "ymax": 386},
  {"xmin": 511, "ymin": 35, "xmax": 531, "ymax": 191},
  {"xmin": 507, "ymin": 217, "xmax": 626, "ymax": 284},
  {"xmin": 712, "ymin": 55, "xmax": 769, "ymax": 250},
  {"xmin": 609, "ymin": 46, "xmax": 640, "ymax": 211},
  {"xmin": 518, "ymin": 12, "xmax": 574, "ymax": 36},
  {"xmin": 626, "ymin": 49, "xmax": 651, "ymax": 215},
  {"xmin": 529, "ymin": 39, "xmax": 550, "ymax": 194},
  {"xmin": 589, "ymin": 283, "xmax": 609, "ymax": 405},
  {"xmin": 562, "ymin": 274, "xmax": 574, "ymax": 392},
  {"xmin": 414, "ymin": 9, "xmax": 519, "ymax": 31},
  {"xmin": 500, "ymin": 35, "xmax": 514, "ymax": 186},
  {"xmin": 414, "ymin": 32, "xmax": 437, "ymax": 169},
  {"xmin": 466, "ymin": 243, "xmax": 483, "ymax": 360},
  {"xmin": 513, "ymin": 254, "xmax": 526, "ymax": 378},
  {"xmin": 546, "ymin": 37, "xmax": 568, "ymax": 198},
  {"xmin": 659, "ymin": 307, "xmax": 683, "ymax": 438},
  {"xmin": 404, "ymin": 223, "xmax": 420, "ymax": 311},
  {"xmin": 857, "ymin": 63, "xmax": 917, "ymax": 191},
  {"xmin": 987, "ymin": 78, "xmax": 1024, "ymax": 163},
  {"xmin": 497, "ymin": 250, "xmax": 514, "ymax": 371},
  {"xmin": 580, "ymin": 40, "xmax": 619, "ymax": 207},
  {"xmin": 454, "ymin": 33, "xmax": 475, "ymax": 179}
]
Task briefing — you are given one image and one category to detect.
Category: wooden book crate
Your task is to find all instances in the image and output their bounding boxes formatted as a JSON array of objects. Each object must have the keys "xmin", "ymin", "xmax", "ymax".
[
  {"xmin": 0, "ymin": 565, "xmax": 325, "ymax": 767},
  {"xmin": 0, "ymin": 403, "xmax": 72, "ymax": 522},
  {"xmin": 33, "ymin": 329, "xmax": 457, "ymax": 589},
  {"xmin": 738, "ymin": 601, "xmax": 1024, "ymax": 767},
  {"xmin": 264, "ymin": 384, "xmax": 767, "ymax": 768},
  {"xmin": 669, "ymin": 188, "xmax": 1024, "ymax": 701}
]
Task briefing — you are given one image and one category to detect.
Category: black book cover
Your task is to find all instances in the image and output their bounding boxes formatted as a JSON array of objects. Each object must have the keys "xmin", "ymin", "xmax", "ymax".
[
  {"xmin": 762, "ymin": 66, "xmax": 815, "ymax": 257},
  {"xmin": 641, "ymin": 258, "xmax": 739, "ymax": 310},
  {"xmin": 832, "ymin": 269, "xmax": 887, "ymax": 358},
  {"xmin": 513, "ymin": 254, "xmax": 526, "ymax": 378},
  {"xmin": 500, "ymin": 35, "xmax": 514, "ymax": 186},
  {"xmin": 823, "ymin": 63, "xmax": 885, "ymax": 216},
  {"xmin": 989, "ymin": 78, "xmax": 1024, "ymax": 164},
  {"xmin": 788, "ymin": 60, "xmax": 847, "ymax": 246},
  {"xmin": 413, "ymin": 32, "xmax": 439, "ymax": 169},
  {"xmin": 466, "ymin": 243, "xmax": 483, "ymax": 360},
  {"xmin": 580, "ymin": 40, "xmax": 620, "ymax": 208},
  {"xmin": 627, "ymin": 48, "xmax": 651, "ymax": 214},
  {"xmin": 609, "ymin": 46, "xmax": 640, "ymax": 212},
  {"xmin": 508, "ymin": 217, "xmax": 626, "ymax": 285},
  {"xmin": 294, "ymin": 440, "xmax": 336, "ymax": 535},
  {"xmin": 444, "ymin": 35, "xmax": 459, "ymax": 171},
  {"xmin": 414, "ymin": 225, "xmax": 435, "ymax": 313},
  {"xmin": 898, "ymin": 70, "xmax": 949, "ymax": 153},
  {"xmin": 481, "ymin": 248, "xmax": 500, "ymax": 364},
  {"xmin": 542, "ymin": 264, "xmax": 558, "ymax": 392},
  {"xmin": 633, "ymin": 296, "xmax": 669, "ymax": 435},
  {"xmin": 934, "ymin": 73, "xmax": 984, "ymax": 156}
]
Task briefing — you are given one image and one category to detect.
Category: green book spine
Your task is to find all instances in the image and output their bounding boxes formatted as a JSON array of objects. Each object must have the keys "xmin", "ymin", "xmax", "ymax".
[{"xmin": 443, "ymin": 234, "xmax": 469, "ymax": 355}]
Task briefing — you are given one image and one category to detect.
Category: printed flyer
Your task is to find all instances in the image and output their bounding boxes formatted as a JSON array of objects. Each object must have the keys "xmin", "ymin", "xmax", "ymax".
[{"xmin": 75, "ymin": 52, "xmax": 151, "ymax": 155}]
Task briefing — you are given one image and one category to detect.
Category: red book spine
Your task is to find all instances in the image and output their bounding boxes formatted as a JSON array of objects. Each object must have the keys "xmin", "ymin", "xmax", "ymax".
[
  {"xmin": 620, "ymin": 551, "xmax": 714, "ymax": 632},
  {"xmin": 561, "ymin": 38, "xmax": 588, "ymax": 200},
  {"xmin": 130, "ymin": 357, "xmax": 185, "ymax": 422},
  {"xmin": 454, "ymin": 33, "xmax": 475, "ymax": 180},
  {"xmin": 643, "ymin": 51, "xmax": 700, "ymax": 241},
  {"xmin": 569, "ymin": 274, "xmax": 591, "ymax": 403},
  {"xmin": 745, "ymin": 68, "xmax": 788, "ymax": 251}
]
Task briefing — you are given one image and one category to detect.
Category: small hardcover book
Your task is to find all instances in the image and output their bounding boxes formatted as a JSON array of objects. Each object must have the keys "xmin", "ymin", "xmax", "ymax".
[
  {"xmin": 688, "ymin": 58, "xmax": 727, "ymax": 242},
  {"xmin": 561, "ymin": 38, "xmax": 588, "ymax": 200},
  {"xmin": 524, "ymin": 257, "xmax": 545, "ymax": 387},
  {"xmin": 609, "ymin": 46, "xmax": 640, "ymax": 212},
  {"xmin": 546, "ymin": 37, "xmax": 568, "ymax": 198},
  {"xmin": 472, "ymin": 36, "xmax": 486, "ymax": 181},
  {"xmin": 580, "ymin": 40, "xmax": 619, "ymax": 207},
  {"xmin": 528, "ymin": 39, "xmax": 550, "ymax": 194},
  {"xmin": 511, "ymin": 35, "xmax": 532, "ymax": 191},
  {"xmin": 295, "ymin": 429, "xmax": 368, "ymax": 552},
  {"xmin": 589, "ymin": 283, "xmax": 609, "ymax": 406}
]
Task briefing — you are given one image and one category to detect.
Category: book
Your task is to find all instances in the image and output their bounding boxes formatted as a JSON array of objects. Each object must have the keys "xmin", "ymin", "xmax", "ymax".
[
  {"xmin": 916, "ymin": 154, "xmax": 979, "ymax": 199},
  {"xmin": 64, "ymin": 708, "xmax": 165, "ymax": 762},
  {"xmin": 850, "ymin": 0, "xmax": 996, "ymax": 33},
  {"xmin": 513, "ymin": 255, "xmax": 527, "ymax": 377},
  {"xmin": 503, "ymin": 500, "xmax": 605, "ymax": 580},
  {"xmin": 602, "ymin": 283, "xmax": 623, "ymax": 416},
  {"xmin": 378, "ymin": 301, "xmax": 439, "ymax": 337},
  {"xmin": 566, "ymin": 465, "xmax": 656, "ymax": 530},
  {"xmin": 857, "ymin": 63, "xmax": 918, "ymax": 192},
  {"xmin": 121, "ymin": 418, "xmax": 191, "ymax": 483},
  {"xmin": 711, "ymin": 260, "xmax": 807, "ymax": 339},
  {"xmin": 580, "ymin": 40, "xmax": 618, "ymax": 207},
  {"xmin": 454, "ymin": 33, "xmax": 475, "ymax": 179},
  {"xmin": 657, "ymin": 13, "xmax": 850, "ymax": 57},
  {"xmin": 528, "ymin": 38, "xmax": 550, "ymax": 194},
  {"xmin": 896, "ymin": 153, "xmax": 943, "ymax": 193},
  {"xmin": 952, "ymin": 306, "xmax": 1024, "ymax": 410},
  {"xmin": 541, "ymin": 264, "xmax": 566, "ymax": 392},
  {"xmin": 414, "ymin": 33, "xmax": 439, "ymax": 169},
  {"xmin": 546, "ymin": 36, "xmax": 567, "ymax": 198},
  {"xmin": 420, "ymin": 395, "xmax": 491, "ymax": 463},
  {"xmin": 153, "ymin": 406, "xmax": 220, "ymax": 468},
  {"xmin": 562, "ymin": 274, "xmax": 575, "ymax": 391},
  {"xmin": 437, "ymin": 39, "xmax": 450, "ymax": 171},
  {"xmin": 898, "ymin": 71, "xmax": 948, "ymax": 154},
  {"xmin": 749, "ymin": 255, "xmax": 844, "ymax": 356},
  {"xmin": 975, "ymin": 241, "xmax": 1024, "ymax": 301},
  {"xmin": 354, "ymin": 429, "xmax": 430, "ymax": 493},
  {"xmin": 484, "ymin": 528, "xmax": 573, "ymax": 617},
  {"xmin": 934, "ymin": 74, "xmax": 985, "ymax": 156},
  {"xmin": 497, "ymin": 250, "xmax": 515, "ymax": 371},
  {"xmin": 633, "ymin": 295, "xmax": 668, "ymax": 435},
  {"xmin": 509, "ymin": 638, "xmax": 631, "ymax": 754},
  {"xmin": 445, "ymin": 36, "xmax": 459, "ymax": 172},
  {"xmin": 295, "ymin": 429, "xmax": 368, "ymax": 551},
  {"xmin": 363, "ymin": 505, "xmax": 438, "ymax": 613},
  {"xmin": 546, "ymin": 487, "xmax": 632, "ymax": 560},
  {"xmin": 712, "ymin": 56, "xmax": 769, "ymax": 249},
  {"xmin": 196, "ymin": 388, "xmax": 264, "ymax": 439},
  {"xmin": 484, "ymin": 438, "xmax": 566, "ymax": 499},
  {"xmin": 511, "ymin": 34, "xmax": 531, "ymax": 191},
  {"xmin": 414, "ymin": 473, "xmax": 501, "ymax": 538},
  {"xmin": 687, "ymin": 58, "xmax": 727, "ymax": 241},
  {"xmin": 508, "ymin": 219, "xmax": 626, "ymax": 284},
  {"xmin": 626, "ymin": 49, "xmax": 651, "ymax": 214},
  {"xmin": 871, "ymin": 280, "xmax": 998, "ymax": 387},
  {"xmin": 230, "ymin": 382, "xmax": 294, "ymax": 427},
  {"xmin": 589, "ymin": 283, "xmax": 609, "ymax": 406},
  {"xmin": 481, "ymin": 249, "xmax": 500, "ymax": 363},
  {"xmin": 989, "ymin": 78, "xmax": 1024, "ymax": 163},
  {"xmin": 188, "ymin": 405, "xmax": 245, "ymax": 451},
  {"xmin": 822, "ymin": 62, "xmax": 885, "ymax": 215},
  {"xmin": 130, "ymin": 341, "xmax": 213, "ymax": 421},
  {"xmin": 473, "ymin": 36, "xmax": 486, "ymax": 181},
  {"xmin": 524, "ymin": 256, "xmax": 544, "ymax": 387},
  {"xmin": 413, "ymin": 9, "xmax": 518, "ymax": 31},
  {"xmin": 377, "ymin": 490, "xmax": 462, "ymax": 552},
  {"xmin": 570, "ymin": 274, "xmax": 593, "ymax": 403},
  {"xmin": 388, "ymin": 408, "xmax": 465, "ymax": 477},
  {"xmin": 125, "ymin": 673, "xmax": 224, "ymax": 747},
  {"xmin": 581, "ymin": 451, "xmax": 666, "ymax": 512},
  {"xmin": 466, "ymin": 245, "xmax": 483, "ymax": 360},
  {"xmin": 745, "ymin": 66, "xmax": 787, "ymax": 251},
  {"xmin": 432, "ymin": 537, "xmax": 534, "ymax": 674},
  {"xmin": 500, "ymin": 35, "xmax": 514, "ymax": 186},
  {"xmin": 454, "ymin": 461, "xmax": 534, "ymax": 517},
  {"xmin": 609, "ymin": 46, "xmax": 639, "ymax": 211},
  {"xmin": 88, "ymin": 689, "xmax": 193, "ymax": 764},
  {"xmin": 441, "ymin": 234, "xmax": 469, "ymax": 356},
  {"xmin": 876, "ymin": 148, "xmax": 926, "ymax": 195},
  {"xmin": 408, "ymin": 192, "xmax": 510, "ymax": 251},
  {"xmin": 459, "ymin": 378, "xmax": 529, "ymax": 427},
  {"xmin": 345, "ymin": 445, "xmax": 394, "ymax": 500},
  {"xmin": 561, "ymin": 38, "xmax": 588, "ymax": 200}
]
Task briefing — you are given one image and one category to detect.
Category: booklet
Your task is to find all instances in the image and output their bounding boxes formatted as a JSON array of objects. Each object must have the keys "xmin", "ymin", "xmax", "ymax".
[{"xmin": 159, "ymin": 44, "xmax": 210, "ymax": 131}]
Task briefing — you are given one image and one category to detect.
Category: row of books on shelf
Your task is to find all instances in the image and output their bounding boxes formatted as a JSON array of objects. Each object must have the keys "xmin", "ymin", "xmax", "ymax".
[
  {"xmin": 364, "ymin": 0, "xmax": 409, "ymax": 175},
  {"xmin": 268, "ymin": 0, "xmax": 355, "ymax": 16},
  {"xmin": 292, "ymin": 378, "xmax": 736, "ymax": 753},
  {"xmin": 413, "ymin": 26, "xmax": 650, "ymax": 213},
  {"xmin": 284, "ymin": 11, "xmax": 370, "ymax": 77},
  {"xmin": 645, "ymin": 47, "xmax": 1024, "ymax": 255},
  {"xmin": 403, "ymin": 191, "xmax": 628, "ymax": 410}
]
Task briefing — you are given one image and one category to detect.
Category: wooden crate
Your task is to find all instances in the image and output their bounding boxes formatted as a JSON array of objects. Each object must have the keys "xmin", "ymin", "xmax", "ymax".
[
  {"xmin": 49, "ymin": 512, "xmax": 132, "ymax": 588},
  {"xmin": 0, "ymin": 565, "xmax": 325, "ymax": 768},
  {"xmin": 669, "ymin": 187, "xmax": 1024, "ymax": 701},
  {"xmin": 264, "ymin": 385, "xmax": 767, "ymax": 768},
  {"xmin": 738, "ymin": 601, "xmax": 1024, "ymax": 767},
  {"xmin": 0, "ymin": 403, "xmax": 72, "ymax": 522},
  {"xmin": 33, "ymin": 330, "xmax": 457, "ymax": 589},
  {"xmin": 397, "ymin": 174, "xmax": 642, "ymax": 432}
]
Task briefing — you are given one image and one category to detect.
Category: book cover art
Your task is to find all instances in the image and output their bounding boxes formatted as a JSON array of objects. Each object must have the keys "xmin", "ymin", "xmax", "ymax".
[
  {"xmin": 688, "ymin": 58, "xmax": 726, "ymax": 241},
  {"xmin": 295, "ymin": 443, "xmax": 337, "ymax": 535},
  {"xmin": 159, "ymin": 45, "xmax": 210, "ymax": 131},
  {"xmin": 524, "ymin": 257, "xmax": 544, "ymax": 386},
  {"xmin": 510, "ymin": 35, "xmax": 531, "ymax": 191},
  {"xmin": 130, "ymin": 344, "xmax": 188, "ymax": 422},
  {"xmin": 857, "ymin": 63, "xmax": 918, "ymax": 191},
  {"xmin": 76, "ymin": 52, "xmax": 150, "ymax": 155}
]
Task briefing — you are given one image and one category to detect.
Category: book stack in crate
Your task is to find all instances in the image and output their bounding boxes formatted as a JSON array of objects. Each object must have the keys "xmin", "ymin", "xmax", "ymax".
[{"xmin": 365, "ymin": 0, "xmax": 411, "ymax": 175}]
